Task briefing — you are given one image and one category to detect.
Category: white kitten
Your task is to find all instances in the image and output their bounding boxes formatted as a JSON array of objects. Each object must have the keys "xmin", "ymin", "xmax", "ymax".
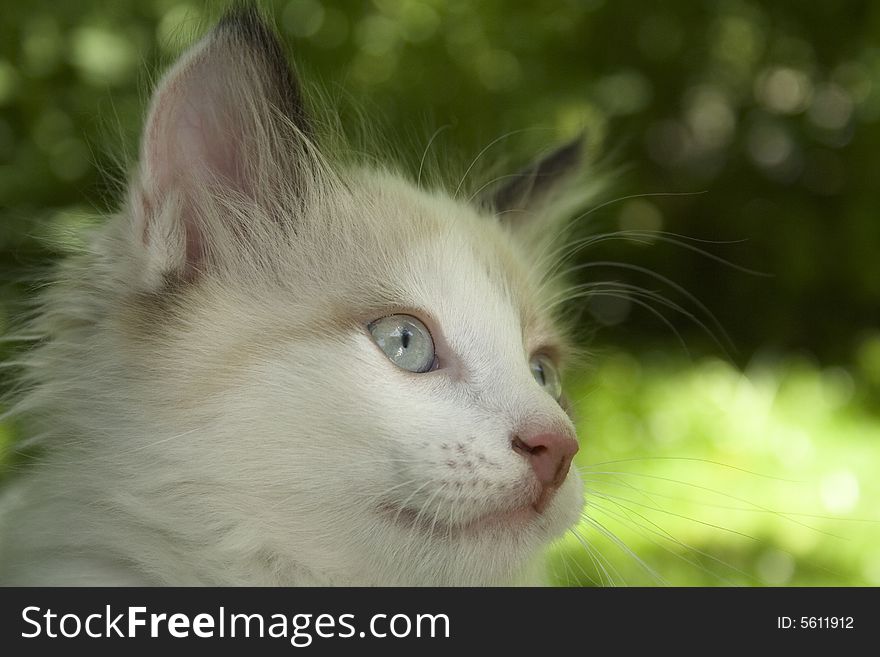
[{"xmin": 0, "ymin": 8, "xmax": 587, "ymax": 586}]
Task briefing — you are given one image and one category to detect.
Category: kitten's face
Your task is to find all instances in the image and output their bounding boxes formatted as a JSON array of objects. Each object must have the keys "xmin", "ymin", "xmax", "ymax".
[
  {"xmin": 116, "ymin": 10, "xmax": 583, "ymax": 584},
  {"xmin": 136, "ymin": 171, "xmax": 582, "ymax": 585}
]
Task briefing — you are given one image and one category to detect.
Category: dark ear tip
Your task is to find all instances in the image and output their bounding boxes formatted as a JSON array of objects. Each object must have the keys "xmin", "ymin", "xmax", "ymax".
[
  {"xmin": 483, "ymin": 133, "xmax": 587, "ymax": 217},
  {"xmin": 543, "ymin": 133, "xmax": 586, "ymax": 177},
  {"xmin": 217, "ymin": 3, "xmax": 276, "ymax": 45},
  {"xmin": 218, "ymin": 3, "xmax": 267, "ymax": 31},
  {"xmin": 213, "ymin": 2, "xmax": 312, "ymax": 137}
]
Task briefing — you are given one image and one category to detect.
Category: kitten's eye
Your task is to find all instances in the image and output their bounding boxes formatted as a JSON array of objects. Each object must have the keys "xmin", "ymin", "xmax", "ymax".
[
  {"xmin": 530, "ymin": 354, "xmax": 563, "ymax": 400},
  {"xmin": 368, "ymin": 314, "xmax": 436, "ymax": 373}
]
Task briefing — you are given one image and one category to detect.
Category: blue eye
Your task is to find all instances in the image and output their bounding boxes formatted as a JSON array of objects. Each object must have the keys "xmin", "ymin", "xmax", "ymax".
[
  {"xmin": 530, "ymin": 354, "xmax": 562, "ymax": 400},
  {"xmin": 369, "ymin": 315, "xmax": 436, "ymax": 373}
]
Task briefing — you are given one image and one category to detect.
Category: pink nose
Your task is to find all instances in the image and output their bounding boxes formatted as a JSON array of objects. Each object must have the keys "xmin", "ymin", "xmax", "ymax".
[{"xmin": 511, "ymin": 431, "xmax": 579, "ymax": 512}]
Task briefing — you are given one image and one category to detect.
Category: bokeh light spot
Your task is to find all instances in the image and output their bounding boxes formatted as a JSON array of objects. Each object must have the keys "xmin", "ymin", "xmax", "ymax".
[
  {"xmin": 756, "ymin": 549, "xmax": 796, "ymax": 585},
  {"xmin": 755, "ymin": 67, "xmax": 812, "ymax": 114},
  {"xmin": 808, "ymin": 84, "xmax": 854, "ymax": 131},
  {"xmin": 474, "ymin": 49, "xmax": 521, "ymax": 92},
  {"xmin": 594, "ymin": 70, "xmax": 651, "ymax": 116},
  {"xmin": 819, "ymin": 470, "xmax": 860, "ymax": 514},
  {"xmin": 0, "ymin": 60, "xmax": 20, "ymax": 106},
  {"xmin": 283, "ymin": 0, "xmax": 325, "ymax": 39},
  {"xmin": 71, "ymin": 26, "xmax": 137, "ymax": 86}
]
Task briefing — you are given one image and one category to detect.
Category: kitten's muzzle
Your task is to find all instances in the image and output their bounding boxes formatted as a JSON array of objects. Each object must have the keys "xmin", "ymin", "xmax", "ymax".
[{"xmin": 511, "ymin": 431, "xmax": 579, "ymax": 513}]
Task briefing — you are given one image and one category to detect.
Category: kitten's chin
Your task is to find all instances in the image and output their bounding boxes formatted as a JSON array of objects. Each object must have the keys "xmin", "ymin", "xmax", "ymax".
[
  {"xmin": 378, "ymin": 482, "xmax": 581, "ymax": 543},
  {"xmin": 380, "ymin": 501, "xmax": 536, "ymax": 539}
]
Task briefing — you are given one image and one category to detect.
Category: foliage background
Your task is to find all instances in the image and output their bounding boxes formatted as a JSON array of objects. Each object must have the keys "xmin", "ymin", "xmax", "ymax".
[{"xmin": 0, "ymin": 0, "xmax": 878, "ymax": 585}]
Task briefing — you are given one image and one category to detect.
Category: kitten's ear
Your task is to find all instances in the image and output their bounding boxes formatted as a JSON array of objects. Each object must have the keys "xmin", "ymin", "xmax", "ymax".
[
  {"xmin": 132, "ymin": 7, "xmax": 311, "ymax": 282},
  {"xmin": 481, "ymin": 136, "xmax": 584, "ymax": 231}
]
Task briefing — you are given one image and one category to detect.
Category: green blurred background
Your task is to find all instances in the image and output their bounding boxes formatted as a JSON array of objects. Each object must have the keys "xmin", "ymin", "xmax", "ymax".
[{"xmin": 1, "ymin": 0, "xmax": 878, "ymax": 585}]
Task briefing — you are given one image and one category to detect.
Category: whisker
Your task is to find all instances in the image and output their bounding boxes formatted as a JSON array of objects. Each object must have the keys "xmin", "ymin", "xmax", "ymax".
[
  {"xmin": 580, "ymin": 457, "xmax": 801, "ymax": 483},
  {"xmin": 453, "ymin": 128, "xmax": 534, "ymax": 200},
  {"xmin": 547, "ymin": 229, "xmax": 768, "ymax": 281},
  {"xmin": 391, "ymin": 478, "xmax": 438, "ymax": 529},
  {"xmin": 620, "ymin": 231, "xmax": 770, "ymax": 277},
  {"xmin": 545, "ymin": 280, "xmax": 726, "ymax": 353},
  {"xmin": 559, "ymin": 530, "xmax": 602, "ymax": 586},
  {"xmin": 554, "ymin": 260, "xmax": 735, "ymax": 352},
  {"xmin": 581, "ymin": 472, "xmax": 880, "ymax": 524},
  {"xmin": 467, "ymin": 172, "xmax": 533, "ymax": 206},
  {"xmin": 425, "ymin": 482, "xmax": 451, "ymax": 539},
  {"xmin": 578, "ymin": 512, "xmax": 667, "ymax": 584},
  {"xmin": 417, "ymin": 124, "xmax": 451, "ymax": 189},
  {"xmin": 584, "ymin": 496, "xmax": 750, "ymax": 585},
  {"xmin": 568, "ymin": 191, "xmax": 710, "ymax": 229},
  {"xmin": 581, "ymin": 469, "xmax": 844, "ymax": 539},
  {"xmin": 569, "ymin": 525, "xmax": 622, "ymax": 586},
  {"xmin": 562, "ymin": 289, "xmax": 690, "ymax": 354},
  {"xmin": 585, "ymin": 488, "xmax": 760, "ymax": 547}
]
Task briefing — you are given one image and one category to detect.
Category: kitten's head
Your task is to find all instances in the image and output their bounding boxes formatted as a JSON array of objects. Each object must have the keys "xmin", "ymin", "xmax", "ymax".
[{"xmin": 94, "ymin": 8, "xmax": 585, "ymax": 584}]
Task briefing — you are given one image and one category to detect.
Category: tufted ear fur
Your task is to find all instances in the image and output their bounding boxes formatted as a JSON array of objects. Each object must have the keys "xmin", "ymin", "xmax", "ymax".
[
  {"xmin": 132, "ymin": 7, "xmax": 312, "ymax": 283},
  {"xmin": 481, "ymin": 136, "xmax": 584, "ymax": 233}
]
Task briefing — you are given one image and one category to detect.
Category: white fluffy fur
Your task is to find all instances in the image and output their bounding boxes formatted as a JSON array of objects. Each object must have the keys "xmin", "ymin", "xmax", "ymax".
[{"xmin": 0, "ymin": 10, "xmax": 584, "ymax": 585}]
